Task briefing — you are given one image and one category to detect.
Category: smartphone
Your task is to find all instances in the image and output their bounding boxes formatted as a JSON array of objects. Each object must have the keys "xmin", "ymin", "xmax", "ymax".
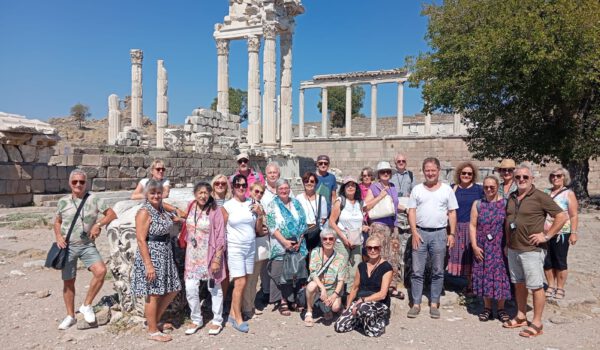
[{"xmin": 208, "ymin": 279, "xmax": 215, "ymax": 288}]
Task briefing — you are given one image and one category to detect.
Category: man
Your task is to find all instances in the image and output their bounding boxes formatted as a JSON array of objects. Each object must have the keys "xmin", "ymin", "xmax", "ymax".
[
  {"xmin": 407, "ymin": 157, "xmax": 458, "ymax": 319},
  {"xmin": 315, "ymin": 155, "xmax": 337, "ymax": 215},
  {"xmin": 230, "ymin": 153, "xmax": 265, "ymax": 197},
  {"xmin": 389, "ymin": 153, "xmax": 417, "ymax": 286},
  {"xmin": 503, "ymin": 165, "xmax": 567, "ymax": 338},
  {"xmin": 54, "ymin": 169, "xmax": 117, "ymax": 329},
  {"xmin": 262, "ymin": 162, "xmax": 294, "ymax": 206}
]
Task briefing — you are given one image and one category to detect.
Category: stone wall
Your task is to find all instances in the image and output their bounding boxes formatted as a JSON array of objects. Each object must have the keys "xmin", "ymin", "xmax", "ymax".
[{"xmin": 292, "ymin": 136, "xmax": 600, "ymax": 195}]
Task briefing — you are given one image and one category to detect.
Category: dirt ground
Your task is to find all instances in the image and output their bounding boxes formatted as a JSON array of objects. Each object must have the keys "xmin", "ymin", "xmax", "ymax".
[{"xmin": 1, "ymin": 207, "xmax": 599, "ymax": 350}]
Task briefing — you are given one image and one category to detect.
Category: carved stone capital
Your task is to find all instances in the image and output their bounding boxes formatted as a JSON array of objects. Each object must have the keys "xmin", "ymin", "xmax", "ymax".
[
  {"xmin": 263, "ymin": 23, "xmax": 278, "ymax": 40},
  {"xmin": 130, "ymin": 49, "xmax": 143, "ymax": 64},
  {"xmin": 247, "ymin": 36, "xmax": 261, "ymax": 53},
  {"xmin": 216, "ymin": 39, "xmax": 230, "ymax": 55}
]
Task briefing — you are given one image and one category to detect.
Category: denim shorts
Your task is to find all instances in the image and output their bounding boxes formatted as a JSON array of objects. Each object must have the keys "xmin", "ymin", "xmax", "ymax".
[
  {"xmin": 507, "ymin": 248, "xmax": 546, "ymax": 290},
  {"xmin": 62, "ymin": 241, "xmax": 103, "ymax": 280}
]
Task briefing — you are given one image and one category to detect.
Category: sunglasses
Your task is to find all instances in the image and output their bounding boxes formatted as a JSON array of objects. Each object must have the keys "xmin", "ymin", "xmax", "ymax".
[
  {"xmin": 154, "ymin": 167, "xmax": 166, "ymax": 172},
  {"xmin": 304, "ymin": 179, "xmax": 316, "ymax": 184},
  {"xmin": 253, "ymin": 189, "xmax": 265, "ymax": 195},
  {"xmin": 461, "ymin": 171, "xmax": 473, "ymax": 176},
  {"xmin": 317, "ymin": 161, "xmax": 329, "ymax": 166},
  {"xmin": 366, "ymin": 246, "xmax": 381, "ymax": 251},
  {"xmin": 234, "ymin": 183, "xmax": 248, "ymax": 189},
  {"xmin": 214, "ymin": 181, "xmax": 227, "ymax": 187},
  {"xmin": 71, "ymin": 180, "xmax": 86, "ymax": 185},
  {"xmin": 396, "ymin": 160, "xmax": 406, "ymax": 164},
  {"xmin": 499, "ymin": 168, "xmax": 514, "ymax": 173},
  {"xmin": 379, "ymin": 170, "xmax": 392, "ymax": 175},
  {"xmin": 361, "ymin": 174, "xmax": 371, "ymax": 178},
  {"xmin": 345, "ymin": 182, "xmax": 357, "ymax": 187},
  {"xmin": 238, "ymin": 159, "xmax": 248, "ymax": 164},
  {"xmin": 483, "ymin": 186, "xmax": 496, "ymax": 190},
  {"xmin": 514, "ymin": 175, "xmax": 530, "ymax": 181},
  {"xmin": 550, "ymin": 174, "xmax": 563, "ymax": 179},
  {"xmin": 322, "ymin": 237, "xmax": 335, "ymax": 242}
]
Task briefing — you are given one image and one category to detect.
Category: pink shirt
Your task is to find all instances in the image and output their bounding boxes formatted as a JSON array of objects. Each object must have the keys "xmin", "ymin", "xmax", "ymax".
[{"xmin": 230, "ymin": 170, "xmax": 265, "ymax": 197}]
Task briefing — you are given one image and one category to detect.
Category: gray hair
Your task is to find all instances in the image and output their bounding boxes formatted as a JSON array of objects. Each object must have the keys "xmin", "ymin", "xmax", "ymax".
[
  {"xmin": 422, "ymin": 157, "xmax": 441, "ymax": 170},
  {"xmin": 69, "ymin": 169, "xmax": 87, "ymax": 181},
  {"xmin": 320, "ymin": 224, "xmax": 337, "ymax": 238},
  {"xmin": 515, "ymin": 164, "xmax": 533, "ymax": 176},
  {"xmin": 275, "ymin": 178, "xmax": 290, "ymax": 190},
  {"xmin": 144, "ymin": 179, "xmax": 164, "ymax": 195},
  {"xmin": 548, "ymin": 167, "xmax": 571, "ymax": 186},
  {"xmin": 265, "ymin": 162, "xmax": 281, "ymax": 173}
]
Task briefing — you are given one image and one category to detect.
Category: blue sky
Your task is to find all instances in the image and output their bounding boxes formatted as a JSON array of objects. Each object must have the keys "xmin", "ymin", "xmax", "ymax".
[{"xmin": 0, "ymin": 0, "xmax": 430, "ymax": 125}]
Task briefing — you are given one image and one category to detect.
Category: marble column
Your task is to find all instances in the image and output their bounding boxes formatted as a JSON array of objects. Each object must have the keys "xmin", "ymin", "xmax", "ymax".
[
  {"xmin": 261, "ymin": 23, "xmax": 277, "ymax": 148},
  {"xmin": 370, "ymin": 83, "xmax": 378, "ymax": 136},
  {"xmin": 321, "ymin": 87, "xmax": 328, "ymax": 137},
  {"xmin": 345, "ymin": 85, "xmax": 352, "ymax": 137},
  {"xmin": 276, "ymin": 94, "xmax": 281, "ymax": 141},
  {"xmin": 425, "ymin": 112, "xmax": 432, "ymax": 135},
  {"xmin": 108, "ymin": 94, "xmax": 120, "ymax": 145},
  {"xmin": 130, "ymin": 49, "xmax": 143, "ymax": 130},
  {"xmin": 298, "ymin": 88, "xmax": 305, "ymax": 138},
  {"xmin": 156, "ymin": 60, "xmax": 168, "ymax": 149},
  {"xmin": 216, "ymin": 39, "xmax": 230, "ymax": 115},
  {"xmin": 396, "ymin": 81, "xmax": 404, "ymax": 135},
  {"xmin": 453, "ymin": 113, "xmax": 461, "ymax": 135},
  {"xmin": 279, "ymin": 32, "xmax": 293, "ymax": 149},
  {"xmin": 247, "ymin": 35, "xmax": 261, "ymax": 147}
]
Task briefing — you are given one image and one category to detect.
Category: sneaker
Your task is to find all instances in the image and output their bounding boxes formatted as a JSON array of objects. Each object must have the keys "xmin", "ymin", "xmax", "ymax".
[
  {"xmin": 407, "ymin": 306, "xmax": 421, "ymax": 318},
  {"xmin": 58, "ymin": 315, "xmax": 77, "ymax": 330},
  {"xmin": 79, "ymin": 304, "xmax": 96, "ymax": 323},
  {"xmin": 430, "ymin": 307, "xmax": 441, "ymax": 319}
]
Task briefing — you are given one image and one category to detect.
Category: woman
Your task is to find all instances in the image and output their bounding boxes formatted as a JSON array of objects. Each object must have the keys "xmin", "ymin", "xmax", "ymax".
[
  {"xmin": 211, "ymin": 174, "xmax": 231, "ymax": 208},
  {"xmin": 496, "ymin": 159, "xmax": 517, "ymax": 199},
  {"xmin": 447, "ymin": 162, "xmax": 483, "ymax": 295},
  {"xmin": 178, "ymin": 182, "xmax": 226, "ymax": 336},
  {"xmin": 543, "ymin": 168, "xmax": 578, "ymax": 300},
  {"xmin": 330, "ymin": 176, "xmax": 369, "ymax": 293},
  {"xmin": 130, "ymin": 179, "xmax": 181, "ymax": 342},
  {"xmin": 359, "ymin": 167, "xmax": 375, "ymax": 199},
  {"xmin": 242, "ymin": 182, "xmax": 269, "ymax": 319},
  {"xmin": 296, "ymin": 172, "xmax": 328, "ymax": 251},
  {"xmin": 131, "ymin": 159, "xmax": 171, "ymax": 200},
  {"xmin": 334, "ymin": 236, "xmax": 392, "ymax": 337},
  {"xmin": 222, "ymin": 174, "xmax": 264, "ymax": 333},
  {"xmin": 469, "ymin": 176, "xmax": 511, "ymax": 322},
  {"xmin": 265, "ymin": 179, "xmax": 308, "ymax": 316},
  {"xmin": 364, "ymin": 161, "xmax": 403, "ymax": 299},
  {"xmin": 304, "ymin": 227, "xmax": 347, "ymax": 327}
]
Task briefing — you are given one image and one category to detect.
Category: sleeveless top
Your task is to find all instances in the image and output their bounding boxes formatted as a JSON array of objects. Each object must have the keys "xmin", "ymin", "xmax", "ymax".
[
  {"xmin": 143, "ymin": 200, "xmax": 173, "ymax": 238},
  {"xmin": 543, "ymin": 188, "xmax": 572, "ymax": 235},
  {"xmin": 357, "ymin": 261, "xmax": 393, "ymax": 305}
]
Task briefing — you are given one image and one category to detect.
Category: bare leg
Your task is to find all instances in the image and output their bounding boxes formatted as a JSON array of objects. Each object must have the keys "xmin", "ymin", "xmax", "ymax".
[
  {"xmin": 305, "ymin": 281, "xmax": 318, "ymax": 314},
  {"xmin": 530, "ymin": 287, "xmax": 545, "ymax": 327},
  {"xmin": 229, "ymin": 276, "xmax": 248, "ymax": 325},
  {"xmin": 514, "ymin": 283, "xmax": 528, "ymax": 320},
  {"xmin": 84, "ymin": 262, "xmax": 107, "ymax": 306},
  {"xmin": 145, "ymin": 295, "xmax": 160, "ymax": 333},
  {"xmin": 556, "ymin": 269, "xmax": 568, "ymax": 290},
  {"xmin": 497, "ymin": 299, "xmax": 505, "ymax": 310},
  {"xmin": 63, "ymin": 279, "xmax": 76, "ymax": 317},
  {"xmin": 483, "ymin": 297, "xmax": 492, "ymax": 310},
  {"xmin": 156, "ymin": 291, "xmax": 178, "ymax": 323},
  {"xmin": 544, "ymin": 268, "xmax": 556, "ymax": 289}
]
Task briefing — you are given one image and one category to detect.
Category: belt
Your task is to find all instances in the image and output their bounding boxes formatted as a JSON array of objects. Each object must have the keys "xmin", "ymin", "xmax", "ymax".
[
  {"xmin": 147, "ymin": 235, "xmax": 169, "ymax": 243},
  {"xmin": 417, "ymin": 226, "xmax": 446, "ymax": 232}
]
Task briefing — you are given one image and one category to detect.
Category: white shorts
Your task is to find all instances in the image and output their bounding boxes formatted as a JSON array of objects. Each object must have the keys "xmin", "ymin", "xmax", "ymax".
[{"xmin": 227, "ymin": 240, "xmax": 256, "ymax": 279}]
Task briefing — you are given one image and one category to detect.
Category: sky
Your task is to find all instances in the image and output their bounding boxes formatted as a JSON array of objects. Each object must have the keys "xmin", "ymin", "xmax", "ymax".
[{"xmin": 0, "ymin": 0, "xmax": 431, "ymax": 126}]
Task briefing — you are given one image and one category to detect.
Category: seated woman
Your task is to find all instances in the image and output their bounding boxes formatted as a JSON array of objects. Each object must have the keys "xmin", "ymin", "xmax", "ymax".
[
  {"xmin": 334, "ymin": 236, "xmax": 392, "ymax": 337},
  {"xmin": 304, "ymin": 227, "xmax": 347, "ymax": 326},
  {"xmin": 131, "ymin": 159, "xmax": 171, "ymax": 200}
]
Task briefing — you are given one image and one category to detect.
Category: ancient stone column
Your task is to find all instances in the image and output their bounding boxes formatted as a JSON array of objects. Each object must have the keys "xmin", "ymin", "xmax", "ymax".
[
  {"xmin": 130, "ymin": 49, "xmax": 143, "ymax": 130},
  {"xmin": 425, "ymin": 112, "xmax": 432, "ymax": 135},
  {"xmin": 216, "ymin": 39, "xmax": 230, "ymax": 115},
  {"xmin": 156, "ymin": 60, "xmax": 168, "ymax": 149},
  {"xmin": 108, "ymin": 94, "xmax": 121, "ymax": 145},
  {"xmin": 321, "ymin": 87, "xmax": 328, "ymax": 137},
  {"xmin": 370, "ymin": 83, "xmax": 378, "ymax": 136},
  {"xmin": 453, "ymin": 113, "xmax": 461, "ymax": 135},
  {"xmin": 396, "ymin": 81, "xmax": 404, "ymax": 135},
  {"xmin": 261, "ymin": 24, "xmax": 277, "ymax": 148},
  {"xmin": 246, "ymin": 35, "xmax": 261, "ymax": 147},
  {"xmin": 345, "ymin": 85, "xmax": 352, "ymax": 137},
  {"xmin": 276, "ymin": 94, "xmax": 281, "ymax": 141},
  {"xmin": 279, "ymin": 32, "xmax": 293, "ymax": 149},
  {"xmin": 298, "ymin": 88, "xmax": 305, "ymax": 138}
]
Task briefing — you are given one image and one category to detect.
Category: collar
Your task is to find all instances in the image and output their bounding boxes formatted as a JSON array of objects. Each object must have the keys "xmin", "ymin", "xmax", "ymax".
[{"xmin": 512, "ymin": 184, "xmax": 536, "ymax": 199}]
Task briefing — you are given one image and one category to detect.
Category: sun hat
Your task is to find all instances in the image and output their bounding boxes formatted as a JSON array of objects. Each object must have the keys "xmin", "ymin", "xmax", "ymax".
[
  {"xmin": 342, "ymin": 175, "xmax": 358, "ymax": 185},
  {"xmin": 236, "ymin": 153, "xmax": 249, "ymax": 161},
  {"xmin": 495, "ymin": 158, "xmax": 516, "ymax": 169},
  {"xmin": 376, "ymin": 161, "xmax": 393, "ymax": 172}
]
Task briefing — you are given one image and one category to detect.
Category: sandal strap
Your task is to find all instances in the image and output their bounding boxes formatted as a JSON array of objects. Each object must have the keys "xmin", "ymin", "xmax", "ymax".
[{"xmin": 529, "ymin": 323, "xmax": 543, "ymax": 332}]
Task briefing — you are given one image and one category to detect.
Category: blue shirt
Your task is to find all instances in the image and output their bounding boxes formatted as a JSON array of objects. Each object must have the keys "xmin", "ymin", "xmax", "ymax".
[
  {"xmin": 316, "ymin": 172, "xmax": 337, "ymax": 214},
  {"xmin": 454, "ymin": 184, "xmax": 484, "ymax": 223}
]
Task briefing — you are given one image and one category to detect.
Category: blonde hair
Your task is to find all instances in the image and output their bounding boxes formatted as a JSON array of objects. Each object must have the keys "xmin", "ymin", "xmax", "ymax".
[
  {"xmin": 211, "ymin": 174, "xmax": 231, "ymax": 199},
  {"xmin": 250, "ymin": 182, "xmax": 265, "ymax": 191},
  {"xmin": 548, "ymin": 167, "xmax": 571, "ymax": 186},
  {"xmin": 365, "ymin": 235, "xmax": 382, "ymax": 247}
]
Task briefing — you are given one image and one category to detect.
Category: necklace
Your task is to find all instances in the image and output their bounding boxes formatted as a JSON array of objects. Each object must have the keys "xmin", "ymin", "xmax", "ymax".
[{"xmin": 366, "ymin": 257, "xmax": 382, "ymax": 278}]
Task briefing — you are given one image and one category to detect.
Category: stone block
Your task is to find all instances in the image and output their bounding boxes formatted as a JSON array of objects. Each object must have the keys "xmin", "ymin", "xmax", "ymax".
[
  {"xmin": 60, "ymin": 179, "xmax": 70, "ymax": 192},
  {"xmin": 57, "ymin": 166, "xmax": 67, "ymax": 180},
  {"xmin": 119, "ymin": 166, "xmax": 137, "ymax": 178},
  {"xmin": 0, "ymin": 145, "xmax": 8, "ymax": 162},
  {"xmin": 48, "ymin": 166, "xmax": 58, "ymax": 179},
  {"xmin": 144, "ymin": 157, "xmax": 152, "ymax": 167},
  {"xmin": 137, "ymin": 167, "xmax": 148, "ymax": 178},
  {"xmin": 45, "ymin": 179, "xmax": 60, "ymax": 193},
  {"xmin": 131, "ymin": 156, "xmax": 144, "ymax": 167},
  {"xmin": 120, "ymin": 157, "xmax": 130, "ymax": 167},
  {"xmin": 33, "ymin": 165, "xmax": 49, "ymax": 179},
  {"xmin": 121, "ymin": 179, "xmax": 137, "ymax": 190},
  {"xmin": 37, "ymin": 147, "xmax": 55, "ymax": 163},
  {"xmin": 4, "ymin": 144, "xmax": 23, "ymax": 162},
  {"xmin": 107, "ymin": 166, "xmax": 120, "ymax": 178},
  {"xmin": 97, "ymin": 166, "xmax": 107, "ymax": 178},
  {"xmin": 31, "ymin": 179, "xmax": 45, "ymax": 193},
  {"xmin": 18, "ymin": 180, "xmax": 31, "ymax": 193},
  {"xmin": 19, "ymin": 144, "xmax": 37, "ymax": 162},
  {"xmin": 79, "ymin": 166, "xmax": 98, "ymax": 178},
  {"xmin": 0, "ymin": 195, "xmax": 13, "ymax": 208},
  {"xmin": 105, "ymin": 179, "xmax": 121, "ymax": 191},
  {"xmin": 13, "ymin": 194, "xmax": 32, "ymax": 207},
  {"xmin": 19, "ymin": 164, "xmax": 32, "ymax": 180},
  {"xmin": 109, "ymin": 156, "xmax": 121, "ymax": 166},
  {"xmin": 92, "ymin": 178, "xmax": 106, "ymax": 191},
  {"xmin": 5, "ymin": 180, "xmax": 19, "ymax": 194},
  {"xmin": 0, "ymin": 180, "xmax": 5, "ymax": 194},
  {"xmin": 81, "ymin": 154, "xmax": 108, "ymax": 166}
]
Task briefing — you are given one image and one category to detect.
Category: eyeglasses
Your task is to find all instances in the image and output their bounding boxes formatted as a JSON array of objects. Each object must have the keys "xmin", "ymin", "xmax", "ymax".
[
  {"xmin": 499, "ymin": 168, "xmax": 514, "ymax": 173},
  {"xmin": 461, "ymin": 171, "xmax": 473, "ymax": 176},
  {"xmin": 396, "ymin": 160, "xmax": 406, "ymax": 164},
  {"xmin": 366, "ymin": 246, "xmax": 381, "ymax": 251},
  {"xmin": 303, "ymin": 179, "xmax": 316, "ymax": 184},
  {"xmin": 71, "ymin": 180, "xmax": 86, "ymax": 185},
  {"xmin": 253, "ymin": 189, "xmax": 265, "ymax": 195},
  {"xmin": 234, "ymin": 183, "xmax": 248, "ymax": 189},
  {"xmin": 345, "ymin": 183, "xmax": 357, "ymax": 188},
  {"xmin": 214, "ymin": 181, "xmax": 227, "ymax": 187},
  {"xmin": 483, "ymin": 186, "xmax": 496, "ymax": 190},
  {"xmin": 238, "ymin": 159, "xmax": 248, "ymax": 164},
  {"xmin": 379, "ymin": 170, "xmax": 392, "ymax": 175},
  {"xmin": 361, "ymin": 174, "xmax": 370, "ymax": 178},
  {"xmin": 514, "ymin": 175, "xmax": 530, "ymax": 181},
  {"xmin": 550, "ymin": 174, "xmax": 563, "ymax": 179},
  {"xmin": 154, "ymin": 167, "xmax": 165, "ymax": 172},
  {"xmin": 317, "ymin": 161, "xmax": 329, "ymax": 166},
  {"xmin": 322, "ymin": 237, "xmax": 335, "ymax": 242}
]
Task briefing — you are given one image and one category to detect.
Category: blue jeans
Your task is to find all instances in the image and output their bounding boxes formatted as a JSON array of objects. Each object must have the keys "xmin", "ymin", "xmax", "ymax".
[{"xmin": 410, "ymin": 228, "xmax": 447, "ymax": 305}]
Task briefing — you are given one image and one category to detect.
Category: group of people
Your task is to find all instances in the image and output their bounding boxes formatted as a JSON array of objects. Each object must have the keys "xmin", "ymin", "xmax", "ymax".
[{"xmin": 52, "ymin": 153, "xmax": 579, "ymax": 341}]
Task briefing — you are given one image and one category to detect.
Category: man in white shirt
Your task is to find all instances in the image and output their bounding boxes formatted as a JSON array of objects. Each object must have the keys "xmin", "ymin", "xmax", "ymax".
[{"xmin": 407, "ymin": 157, "xmax": 458, "ymax": 320}]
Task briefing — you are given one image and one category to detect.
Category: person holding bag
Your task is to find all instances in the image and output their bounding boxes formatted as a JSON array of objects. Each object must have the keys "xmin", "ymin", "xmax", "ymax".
[
  {"xmin": 296, "ymin": 172, "xmax": 328, "ymax": 252},
  {"xmin": 53, "ymin": 169, "xmax": 116, "ymax": 330}
]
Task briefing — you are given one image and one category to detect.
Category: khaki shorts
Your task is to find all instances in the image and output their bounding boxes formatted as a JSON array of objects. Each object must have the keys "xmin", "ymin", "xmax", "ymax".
[
  {"xmin": 507, "ymin": 248, "xmax": 546, "ymax": 290},
  {"xmin": 62, "ymin": 241, "xmax": 103, "ymax": 280}
]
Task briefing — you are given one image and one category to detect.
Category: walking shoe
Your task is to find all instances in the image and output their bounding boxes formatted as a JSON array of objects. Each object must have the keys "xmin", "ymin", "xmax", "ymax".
[
  {"xmin": 58, "ymin": 315, "xmax": 77, "ymax": 330},
  {"xmin": 184, "ymin": 322, "xmax": 202, "ymax": 335},
  {"xmin": 79, "ymin": 304, "xmax": 96, "ymax": 323},
  {"xmin": 407, "ymin": 306, "xmax": 421, "ymax": 318},
  {"xmin": 430, "ymin": 307, "xmax": 441, "ymax": 319}
]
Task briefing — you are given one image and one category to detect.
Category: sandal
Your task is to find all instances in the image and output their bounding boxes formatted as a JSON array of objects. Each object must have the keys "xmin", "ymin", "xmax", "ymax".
[
  {"xmin": 279, "ymin": 303, "xmax": 291, "ymax": 316},
  {"xmin": 554, "ymin": 288, "xmax": 565, "ymax": 300},
  {"xmin": 389, "ymin": 289, "xmax": 405, "ymax": 300},
  {"xmin": 545, "ymin": 287, "xmax": 556, "ymax": 298},
  {"xmin": 304, "ymin": 312, "xmax": 314, "ymax": 327},
  {"xmin": 464, "ymin": 287, "xmax": 475, "ymax": 298},
  {"xmin": 497, "ymin": 309, "xmax": 510, "ymax": 323},
  {"xmin": 148, "ymin": 331, "xmax": 172, "ymax": 342},
  {"xmin": 503, "ymin": 317, "xmax": 528, "ymax": 328},
  {"xmin": 207, "ymin": 323, "xmax": 223, "ymax": 336},
  {"xmin": 519, "ymin": 323, "xmax": 544, "ymax": 338},
  {"xmin": 478, "ymin": 308, "xmax": 492, "ymax": 322}
]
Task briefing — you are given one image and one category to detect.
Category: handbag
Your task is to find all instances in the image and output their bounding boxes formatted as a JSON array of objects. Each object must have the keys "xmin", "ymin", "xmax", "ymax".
[
  {"xmin": 45, "ymin": 192, "xmax": 90, "ymax": 270},
  {"xmin": 368, "ymin": 185, "xmax": 395, "ymax": 219},
  {"xmin": 303, "ymin": 194, "xmax": 323, "ymax": 251},
  {"xmin": 281, "ymin": 250, "xmax": 308, "ymax": 287},
  {"xmin": 177, "ymin": 200, "xmax": 197, "ymax": 249},
  {"xmin": 346, "ymin": 228, "xmax": 363, "ymax": 246}
]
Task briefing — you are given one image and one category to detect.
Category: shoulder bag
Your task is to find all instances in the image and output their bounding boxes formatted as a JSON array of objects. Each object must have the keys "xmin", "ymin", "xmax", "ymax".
[
  {"xmin": 303, "ymin": 194, "xmax": 323, "ymax": 251},
  {"xmin": 368, "ymin": 185, "xmax": 395, "ymax": 220}
]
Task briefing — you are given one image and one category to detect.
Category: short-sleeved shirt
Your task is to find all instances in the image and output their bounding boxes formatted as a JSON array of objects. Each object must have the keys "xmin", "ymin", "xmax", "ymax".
[
  {"xmin": 543, "ymin": 188, "xmax": 573, "ymax": 234},
  {"xmin": 506, "ymin": 185, "xmax": 563, "ymax": 252},
  {"xmin": 139, "ymin": 178, "xmax": 171, "ymax": 189},
  {"xmin": 454, "ymin": 184, "xmax": 484, "ymax": 223},
  {"xmin": 230, "ymin": 170, "xmax": 265, "ymax": 197},
  {"xmin": 309, "ymin": 248, "xmax": 348, "ymax": 294},
  {"xmin": 499, "ymin": 180, "xmax": 517, "ymax": 200},
  {"xmin": 390, "ymin": 170, "xmax": 416, "ymax": 197},
  {"xmin": 56, "ymin": 193, "xmax": 108, "ymax": 244},
  {"xmin": 316, "ymin": 172, "xmax": 338, "ymax": 214},
  {"xmin": 408, "ymin": 183, "xmax": 459, "ymax": 228},
  {"xmin": 296, "ymin": 193, "xmax": 328, "ymax": 226},
  {"xmin": 223, "ymin": 198, "xmax": 257, "ymax": 245}
]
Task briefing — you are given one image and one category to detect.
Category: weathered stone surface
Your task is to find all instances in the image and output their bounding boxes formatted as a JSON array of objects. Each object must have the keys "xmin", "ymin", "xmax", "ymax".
[
  {"xmin": 5, "ymin": 180, "xmax": 19, "ymax": 194},
  {"xmin": 0, "ymin": 145, "xmax": 8, "ymax": 162},
  {"xmin": 107, "ymin": 166, "xmax": 120, "ymax": 178},
  {"xmin": 48, "ymin": 166, "xmax": 58, "ymax": 179},
  {"xmin": 92, "ymin": 178, "xmax": 106, "ymax": 191},
  {"xmin": 57, "ymin": 166, "xmax": 67, "ymax": 179},
  {"xmin": 0, "ymin": 195, "xmax": 13, "ymax": 208},
  {"xmin": 31, "ymin": 180, "xmax": 45, "ymax": 193},
  {"xmin": 18, "ymin": 180, "xmax": 31, "ymax": 193},
  {"xmin": 4, "ymin": 144, "xmax": 23, "ymax": 162},
  {"xmin": 76, "ymin": 306, "xmax": 111, "ymax": 329},
  {"xmin": 19, "ymin": 145, "xmax": 37, "ymax": 162},
  {"xmin": 130, "ymin": 156, "xmax": 144, "ymax": 167},
  {"xmin": 37, "ymin": 147, "xmax": 55, "ymax": 163},
  {"xmin": 79, "ymin": 166, "xmax": 98, "ymax": 178},
  {"xmin": 0, "ymin": 181, "xmax": 6, "ymax": 195},
  {"xmin": 119, "ymin": 166, "xmax": 137, "ymax": 178},
  {"xmin": 0, "ymin": 164, "xmax": 21, "ymax": 179},
  {"xmin": 12, "ymin": 194, "xmax": 32, "ymax": 206},
  {"xmin": 121, "ymin": 179, "xmax": 137, "ymax": 190},
  {"xmin": 33, "ymin": 165, "xmax": 48, "ymax": 179},
  {"xmin": 45, "ymin": 179, "xmax": 60, "ymax": 193}
]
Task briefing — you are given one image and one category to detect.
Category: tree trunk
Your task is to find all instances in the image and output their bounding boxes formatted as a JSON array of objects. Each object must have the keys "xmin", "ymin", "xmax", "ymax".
[{"xmin": 563, "ymin": 158, "xmax": 590, "ymax": 204}]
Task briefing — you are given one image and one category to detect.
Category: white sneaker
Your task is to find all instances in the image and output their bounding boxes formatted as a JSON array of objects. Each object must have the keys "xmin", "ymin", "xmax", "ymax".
[
  {"xmin": 79, "ymin": 304, "xmax": 96, "ymax": 323},
  {"xmin": 58, "ymin": 315, "xmax": 77, "ymax": 330}
]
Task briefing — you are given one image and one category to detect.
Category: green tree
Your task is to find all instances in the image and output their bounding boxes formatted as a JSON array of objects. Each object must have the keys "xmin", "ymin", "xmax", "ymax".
[
  {"xmin": 70, "ymin": 103, "xmax": 90, "ymax": 129},
  {"xmin": 210, "ymin": 88, "xmax": 248, "ymax": 122},
  {"xmin": 410, "ymin": 0, "xmax": 600, "ymax": 201},
  {"xmin": 317, "ymin": 86, "xmax": 365, "ymax": 128}
]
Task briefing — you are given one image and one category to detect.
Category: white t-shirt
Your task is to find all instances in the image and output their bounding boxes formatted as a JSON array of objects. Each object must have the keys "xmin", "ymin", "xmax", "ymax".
[
  {"xmin": 408, "ymin": 183, "xmax": 459, "ymax": 228},
  {"xmin": 223, "ymin": 198, "xmax": 257, "ymax": 245},
  {"xmin": 139, "ymin": 178, "xmax": 171, "ymax": 188},
  {"xmin": 336, "ymin": 198, "xmax": 364, "ymax": 231},
  {"xmin": 296, "ymin": 193, "xmax": 328, "ymax": 226},
  {"xmin": 261, "ymin": 185, "xmax": 294, "ymax": 208}
]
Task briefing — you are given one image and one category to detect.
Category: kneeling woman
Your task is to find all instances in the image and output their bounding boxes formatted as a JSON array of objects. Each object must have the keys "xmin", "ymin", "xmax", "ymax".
[
  {"xmin": 179, "ymin": 182, "xmax": 226, "ymax": 336},
  {"xmin": 334, "ymin": 236, "xmax": 392, "ymax": 337},
  {"xmin": 131, "ymin": 179, "xmax": 181, "ymax": 342}
]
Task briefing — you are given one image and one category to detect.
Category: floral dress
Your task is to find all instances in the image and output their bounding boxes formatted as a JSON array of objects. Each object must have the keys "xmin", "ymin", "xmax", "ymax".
[
  {"xmin": 184, "ymin": 204, "xmax": 211, "ymax": 281},
  {"xmin": 471, "ymin": 198, "xmax": 511, "ymax": 300}
]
